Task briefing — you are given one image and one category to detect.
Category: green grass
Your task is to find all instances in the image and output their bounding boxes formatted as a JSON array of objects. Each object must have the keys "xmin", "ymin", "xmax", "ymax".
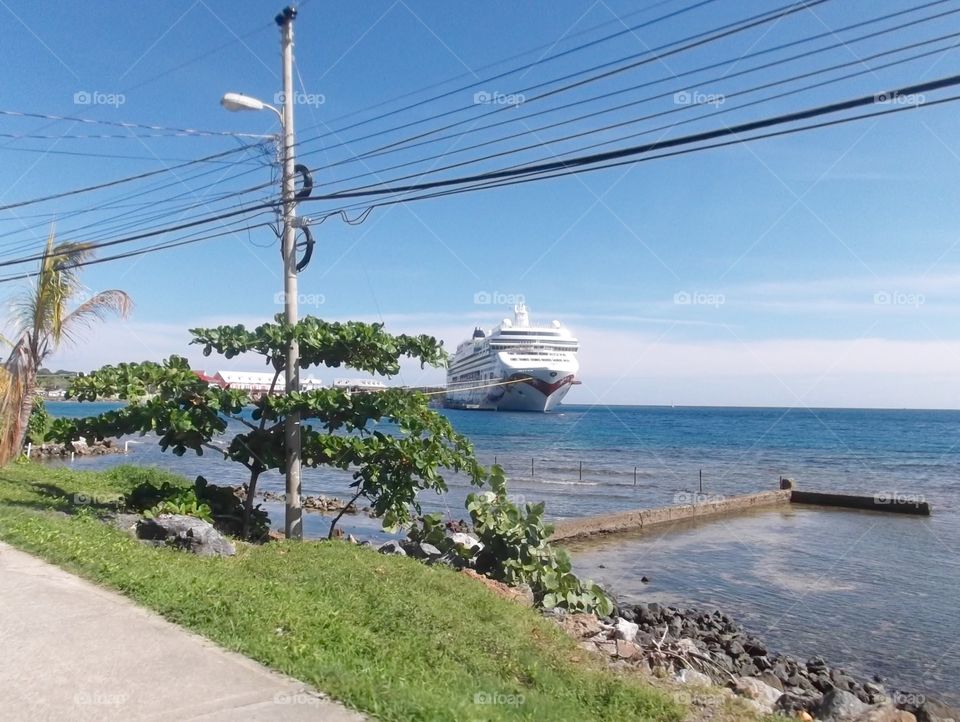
[{"xmin": 0, "ymin": 463, "xmax": 684, "ymax": 722}]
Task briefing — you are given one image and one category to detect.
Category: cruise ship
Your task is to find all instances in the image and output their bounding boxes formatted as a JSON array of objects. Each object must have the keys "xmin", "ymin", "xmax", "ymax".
[{"xmin": 445, "ymin": 305, "xmax": 579, "ymax": 412}]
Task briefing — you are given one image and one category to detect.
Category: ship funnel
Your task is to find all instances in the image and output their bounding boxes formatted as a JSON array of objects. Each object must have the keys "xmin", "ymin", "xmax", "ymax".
[{"xmin": 514, "ymin": 303, "xmax": 529, "ymax": 327}]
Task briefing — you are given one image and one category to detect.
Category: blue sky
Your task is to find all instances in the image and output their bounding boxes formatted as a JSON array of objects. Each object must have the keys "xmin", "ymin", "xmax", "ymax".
[{"xmin": 3, "ymin": 0, "xmax": 960, "ymax": 408}]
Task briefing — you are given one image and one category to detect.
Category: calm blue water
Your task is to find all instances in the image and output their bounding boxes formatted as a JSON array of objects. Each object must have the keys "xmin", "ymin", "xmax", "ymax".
[{"xmin": 44, "ymin": 402, "xmax": 959, "ymax": 701}]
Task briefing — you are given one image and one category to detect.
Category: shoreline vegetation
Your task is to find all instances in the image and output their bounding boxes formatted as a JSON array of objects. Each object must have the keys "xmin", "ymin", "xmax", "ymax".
[
  {"xmin": 0, "ymin": 464, "xmax": 684, "ymax": 722},
  {"xmin": 2, "ymin": 464, "xmax": 957, "ymax": 721}
]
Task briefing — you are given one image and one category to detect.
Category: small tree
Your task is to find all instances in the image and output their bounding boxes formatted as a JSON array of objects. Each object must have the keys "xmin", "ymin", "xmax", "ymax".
[
  {"xmin": 51, "ymin": 316, "xmax": 485, "ymax": 538},
  {"xmin": 0, "ymin": 231, "xmax": 131, "ymax": 464}
]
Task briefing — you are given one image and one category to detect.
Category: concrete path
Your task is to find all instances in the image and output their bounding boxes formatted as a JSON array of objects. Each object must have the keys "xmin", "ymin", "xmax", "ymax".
[{"xmin": 0, "ymin": 542, "xmax": 365, "ymax": 721}]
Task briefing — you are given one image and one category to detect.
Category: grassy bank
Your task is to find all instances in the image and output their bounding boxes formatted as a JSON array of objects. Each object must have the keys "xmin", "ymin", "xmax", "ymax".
[{"xmin": 0, "ymin": 464, "xmax": 684, "ymax": 722}]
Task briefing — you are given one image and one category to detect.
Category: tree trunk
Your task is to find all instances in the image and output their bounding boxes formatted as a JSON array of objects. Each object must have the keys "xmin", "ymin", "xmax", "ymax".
[
  {"xmin": 242, "ymin": 468, "xmax": 262, "ymax": 540},
  {"xmin": 0, "ymin": 358, "xmax": 36, "ymax": 465}
]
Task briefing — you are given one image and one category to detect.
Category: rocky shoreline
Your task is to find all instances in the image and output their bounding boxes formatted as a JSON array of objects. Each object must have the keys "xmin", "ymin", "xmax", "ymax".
[
  {"xmin": 28, "ymin": 439, "xmax": 125, "ymax": 458},
  {"xmin": 552, "ymin": 598, "xmax": 956, "ymax": 722},
  {"xmin": 255, "ymin": 490, "xmax": 362, "ymax": 515}
]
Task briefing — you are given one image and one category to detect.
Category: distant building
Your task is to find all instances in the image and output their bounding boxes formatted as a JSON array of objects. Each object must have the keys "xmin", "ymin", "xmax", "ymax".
[
  {"xmin": 193, "ymin": 370, "xmax": 325, "ymax": 395},
  {"xmin": 333, "ymin": 378, "xmax": 387, "ymax": 392},
  {"xmin": 192, "ymin": 370, "xmax": 221, "ymax": 387}
]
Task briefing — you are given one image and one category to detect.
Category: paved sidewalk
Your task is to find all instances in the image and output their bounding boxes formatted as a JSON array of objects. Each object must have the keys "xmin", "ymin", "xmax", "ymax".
[{"xmin": 0, "ymin": 542, "xmax": 365, "ymax": 721}]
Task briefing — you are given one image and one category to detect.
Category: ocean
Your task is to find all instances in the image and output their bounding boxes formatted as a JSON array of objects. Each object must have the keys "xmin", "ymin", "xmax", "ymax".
[{"xmin": 44, "ymin": 402, "xmax": 959, "ymax": 702}]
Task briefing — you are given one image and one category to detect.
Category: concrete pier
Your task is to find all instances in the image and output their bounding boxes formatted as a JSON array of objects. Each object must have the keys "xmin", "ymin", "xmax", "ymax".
[
  {"xmin": 550, "ymin": 481, "xmax": 932, "ymax": 542},
  {"xmin": 550, "ymin": 489, "xmax": 792, "ymax": 542},
  {"xmin": 790, "ymin": 490, "xmax": 930, "ymax": 515}
]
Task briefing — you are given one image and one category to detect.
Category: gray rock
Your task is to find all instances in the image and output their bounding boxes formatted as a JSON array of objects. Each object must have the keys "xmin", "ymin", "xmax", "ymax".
[
  {"xmin": 916, "ymin": 699, "xmax": 960, "ymax": 722},
  {"xmin": 815, "ymin": 688, "xmax": 870, "ymax": 721},
  {"xmin": 732, "ymin": 676, "xmax": 782, "ymax": 711},
  {"xmin": 136, "ymin": 514, "xmax": 235, "ymax": 557},
  {"xmin": 376, "ymin": 540, "xmax": 407, "ymax": 555},
  {"xmin": 676, "ymin": 668, "xmax": 713, "ymax": 686},
  {"xmin": 758, "ymin": 671, "xmax": 784, "ymax": 692},
  {"xmin": 420, "ymin": 542, "xmax": 442, "ymax": 558},
  {"xmin": 448, "ymin": 532, "xmax": 482, "ymax": 553}
]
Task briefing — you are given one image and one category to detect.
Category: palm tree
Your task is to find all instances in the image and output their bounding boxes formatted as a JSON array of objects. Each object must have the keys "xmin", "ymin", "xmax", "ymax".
[{"xmin": 0, "ymin": 230, "xmax": 131, "ymax": 464}]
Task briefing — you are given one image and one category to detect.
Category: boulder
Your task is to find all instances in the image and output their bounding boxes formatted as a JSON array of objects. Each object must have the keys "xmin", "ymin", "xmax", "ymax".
[
  {"xmin": 757, "ymin": 671, "xmax": 784, "ymax": 692},
  {"xmin": 853, "ymin": 706, "xmax": 918, "ymax": 722},
  {"xmin": 556, "ymin": 613, "xmax": 603, "ymax": 640},
  {"xmin": 449, "ymin": 532, "xmax": 482, "ymax": 553},
  {"xmin": 916, "ymin": 700, "xmax": 960, "ymax": 722},
  {"xmin": 676, "ymin": 668, "xmax": 713, "ymax": 687},
  {"xmin": 136, "ymin": 514, "xmax": 235, "ymax": 557},
  {"xmin": 614, "ymin": 617, "xmax": 639, "ymax": 643},
  {"xmin": 376, "ymin": 540, "xmax": 407, "ymax": 555},
  {"xmin": 815, "ymin": 688, "xmax": 870, "ymax": 721},
  {"xmin": 732, "ymin": 676, "xmax": 782, "ymax": 711},
  {"xmin": 615, "ymin": 639, "xmax": 640, "ymax": 659}
]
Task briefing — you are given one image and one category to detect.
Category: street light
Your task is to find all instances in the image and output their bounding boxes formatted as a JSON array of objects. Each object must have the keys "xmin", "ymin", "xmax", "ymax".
[
  {"xmin": 220, "ymin": 92, "xmax": 281, "ymax": 121},
  {"xmin": 220, "ymin": 8, "xmax": 303, "ymax": 541}
]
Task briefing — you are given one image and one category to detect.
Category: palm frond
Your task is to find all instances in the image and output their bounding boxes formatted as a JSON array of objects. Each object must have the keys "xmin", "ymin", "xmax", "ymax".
[{"xmin": 60, "ymin": 290, "xmax": 133, "ymax": 344}]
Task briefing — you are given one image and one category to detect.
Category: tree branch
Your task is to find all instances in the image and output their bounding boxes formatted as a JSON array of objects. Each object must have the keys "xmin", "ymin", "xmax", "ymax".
[{"xmin": 327, "ymin": 489, "xmax": 365, "ymax": 540}]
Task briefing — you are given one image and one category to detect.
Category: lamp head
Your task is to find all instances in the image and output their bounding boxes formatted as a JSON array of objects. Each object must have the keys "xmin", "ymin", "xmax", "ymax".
[{"xmin": 220, "ymin": 93, "xmax": 266, "ymax": 112}]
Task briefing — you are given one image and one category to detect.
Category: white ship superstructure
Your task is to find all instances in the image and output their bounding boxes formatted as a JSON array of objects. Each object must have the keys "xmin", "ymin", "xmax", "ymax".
[{"xmin": 445, "ymin": 304, "xmax": 579, "ymax": 412}]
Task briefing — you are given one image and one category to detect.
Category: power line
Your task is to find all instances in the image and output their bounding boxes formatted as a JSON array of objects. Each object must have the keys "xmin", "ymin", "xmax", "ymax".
[
  {"xmin": 0, "ymin": 143, "xmax": 266, "ymax": 213},
  {"xmin": 295, "ymin": 0, "xmax": 725, "ymax": 140},
  {"xmin": 322, "ymin": 31, "xmax": 960, "ymax": 195},
  {"xmin": 2, "ymin": 83, "xmax": 956, "ymax": 283},
  {"xmin": 0, "ymin": 222, "xmax": 274, "ymax": 285},
  {"xmin": 0, "ymin": 202, "xmax": 276, "ymax": 269},
  {"xmin": 293, "ymin": 0, "xmax": 829, "ymax": 160},
  {"xmin": 314, "ymin": 0, "xmax": 687, "ymax": 128},
  {"xmin": 305, "ymin": 73, "xmax": 960, "ymax": 202},
  {"xmin": 0, "ymin": 108, "xmax": 275, "ymax": 139},
  {"xmin": 302, "ymin": 0, "xmax": 960, "ymax": 185}
]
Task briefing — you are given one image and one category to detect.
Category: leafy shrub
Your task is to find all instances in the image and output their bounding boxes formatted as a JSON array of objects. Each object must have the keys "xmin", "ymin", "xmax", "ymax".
[
  {"xmin": 26, "ymin": 399, "xmax": 51, "ymax": 445},
  {"xmin": 125, "ymin": 475, "xmax": 267, "ymax": 539},
  {"xmin": 413, "ymin": 466, "xmax": 613, "ymax": 616},
  {"xmin": 468, "ymin": 468, "xmax": 612, "ymax": 615}
]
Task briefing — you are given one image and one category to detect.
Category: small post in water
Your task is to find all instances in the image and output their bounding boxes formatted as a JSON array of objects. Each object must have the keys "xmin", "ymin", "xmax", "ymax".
[
  {"xmin": 634, "ymin": 466, "xmax": 638, "ymax": 487},
  {"xmin": 699, "ymin": 469, "xmax": 703, "ymax": 494},
  {"xmin": 531, "ymin": 457, "xmax": 534, "ymax": 479},
  {"xmin": 579, "ymin": 460, "xmax": 582, "ymax": 481},
  {"xmin": 25, "ymin": 443, "xmax": 32, "ymax": 459}
]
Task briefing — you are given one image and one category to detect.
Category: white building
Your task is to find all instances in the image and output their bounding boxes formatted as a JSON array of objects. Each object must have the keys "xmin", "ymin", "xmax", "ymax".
[
  {"xmin": 210, "ymin": 370, "xmax": 325, "ymax": 395},
  {"xmin": 333, "ymin": 378, "xmax": 388, "ymax": 392}
]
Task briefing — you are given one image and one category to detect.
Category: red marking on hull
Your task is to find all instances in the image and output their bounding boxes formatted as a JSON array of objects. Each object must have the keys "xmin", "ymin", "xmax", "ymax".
[{"xmin": 506, "ymin": 373, "xmax": 576, "ymax": 398}]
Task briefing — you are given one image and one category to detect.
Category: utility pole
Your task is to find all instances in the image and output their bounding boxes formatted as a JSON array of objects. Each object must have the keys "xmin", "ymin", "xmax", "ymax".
[{"xmin": 277, "ymin": 5, "xmax": 302, "ymax": 540}]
